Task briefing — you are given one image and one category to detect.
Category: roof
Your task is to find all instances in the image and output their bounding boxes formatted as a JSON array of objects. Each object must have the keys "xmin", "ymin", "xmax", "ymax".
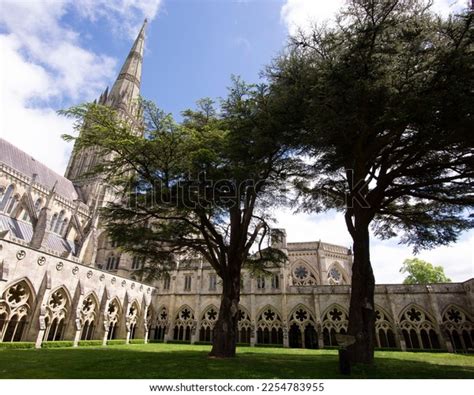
[
  {"xmin": 0, "ymin": 213, "xmax": 76, "ymax": 256},
  {"xmin": 0, "ymin": 138, "xmax": 78, "ymax": 201}
]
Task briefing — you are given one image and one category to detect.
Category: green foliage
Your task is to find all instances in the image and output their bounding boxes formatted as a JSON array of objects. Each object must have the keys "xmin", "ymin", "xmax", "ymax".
[
  {"xmin": 400, "ymin": 258, "xmax": 451, "ymax": 284},
  {"xmin": 129, "ymin": 339, "xmax": 145, "ymax": 344},
  {"xmin": 42, "ymin": 341, "xmax": 74, "ymax": 348},
  {"xmin": 0, "ymin": 342, "xmax": 35, "ymax": 349},
  {"xmin": 269, "ymin": 0, "xmax": 473, "ymax": 249},
  {"xmin": 78, "ymin": 340, "xmax": 104, "ymax": 347}
]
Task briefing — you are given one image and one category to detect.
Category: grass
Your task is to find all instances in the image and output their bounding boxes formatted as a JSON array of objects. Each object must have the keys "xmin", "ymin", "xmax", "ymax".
[{"xmin": 0, "ymin": 343, "xmax": 473, "ymax": 379}]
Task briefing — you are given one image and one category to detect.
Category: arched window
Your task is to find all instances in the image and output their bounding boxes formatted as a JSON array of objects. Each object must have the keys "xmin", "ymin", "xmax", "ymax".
[
  {"xmin": 173, "ymin": 306, "xmax": 195, "ymax": 342},
  {"xmin": 0, "ymin": 185, "xmax": 14, "ymax": 211},
  {"xmin": 59, "ymin": 218, "xmax": 68, "ymax": 237},
  {"xmin": 53, "ymin": 210, "xmax": 65, "ymax": 233},
  {"xmin": 6, "ymin": 193, "xmax": 20, "ymax": 215},
  {"xmin": 399, "ymin": 305, "xmax": 440, "ymax": 350},
  {"xmin": 106, "ymin": 255, "xmax": 116, "ymax": 271},
  {"xmin": 288, "ymin": 305, "xmax": 318, "ymax": 349},
  {"xmin": 126, "ymin": 301, "xmax": 140, "ymax": 340},
  {"xmin": 153, "ymin": 307, "xmax": 168, "ymax": 341},
  {"xmin": 199, "ymin": 306, "xmax": 218, "ymax": 343},
  {"xmin": 291, "ymin": 261, "xmax": 319, "ymax": 286},
  {"xmin": 321, "ymin": 305, "xmax": 348, "ymax": 347},
  {"xmin": 106, "ymin": 299, "xmax": 121, "ymax": 340},
  {"xmin": 375, "ymin": 307, "xmax": 397, "ymax": 349},
  {"xmin": 50, "ymin": 213, "xmax": 58, "ymax": 231},
  {"xmin": 43, "ymin": 288, "xmax": 69, "ymax": 342},
  {"xmin": 237, "ymin": 306, "xmax": 252, "ymax": 344},
  {"xmin": 80, "ymin": 294, "xmax": 98, "ymax": 341},
  {"xmin": 442, "ymin": 305, "xmax": 473, "ymax": 353},
  {"xmin": 0, "ymin": 280, "xmax": 34, "ymax": 342},
  {"xmin": 256, "ymin": 306, "xmax": 283, "ymax": 345}
]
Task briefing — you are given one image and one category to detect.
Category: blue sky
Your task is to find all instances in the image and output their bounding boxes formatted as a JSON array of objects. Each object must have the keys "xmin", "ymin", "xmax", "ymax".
[{"xmin": 0, "ymin": 0, "xmax": 471, "ymax": 283}]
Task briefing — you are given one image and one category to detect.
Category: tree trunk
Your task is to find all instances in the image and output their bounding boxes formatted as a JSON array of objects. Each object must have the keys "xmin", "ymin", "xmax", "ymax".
[
  {"xmin": 345, "ymin": 213, "xmax": 376, "ymax": 366},
  {"xmin": 209, "ymin": 270, "xmax": 241, "ymax": 358}
]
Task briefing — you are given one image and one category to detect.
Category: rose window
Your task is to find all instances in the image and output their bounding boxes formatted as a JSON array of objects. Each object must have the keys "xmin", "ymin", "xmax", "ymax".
[
  {"xmin": 181, "ymin": 309, "xmax": 191, "ymax": 320},
  {"xmin": 207, "ymin": 309, "xmax": 218, "ymax": 320},
  {"xmin": 7, "ymin": 283, "xmax": 28, "ymax": 306},
  {"xmin": 294, "ymin": 266, "xmax": 308, "ymax": 280},
  {"xmin": 295, "ymin": 309, "xmax": 307, "ymax": 322},
  {"xmin": 329, "ymin": 308, "xmax": 342, "ymax": 321},
  {"xmin": 447, "ymin": 309, "xmax": 462, "ymax": 323},
  {"xmin": 264, "ymin": 309, "xmax": 275, "ymax": 321},
  {"xmin": 328, "ymin": 267, "xmax": 342, "ymax": 282},
  {"xmin": 407, "ymin": 308, "xmax": 422, "ymax": 322}
]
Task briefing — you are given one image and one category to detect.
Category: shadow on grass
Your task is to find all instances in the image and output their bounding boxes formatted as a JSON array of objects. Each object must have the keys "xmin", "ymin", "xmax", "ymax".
[{"xmin": 0, "ymin": 346, "xmax": 473, "ymax": 379}]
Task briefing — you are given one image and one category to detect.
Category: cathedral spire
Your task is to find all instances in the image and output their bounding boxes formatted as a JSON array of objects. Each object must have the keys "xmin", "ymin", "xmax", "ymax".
[{"xmin": 107, "ymin": 19, "xmax": 147, "ymax": 115}]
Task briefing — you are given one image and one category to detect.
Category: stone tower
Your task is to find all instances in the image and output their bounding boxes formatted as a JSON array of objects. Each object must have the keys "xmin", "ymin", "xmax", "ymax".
[
  {"xmin": 64, "ymin": 20, "xmax": 148, "ymax": 270},
  {"xmin": 65, "ymin": 19, "xmax": 148, "ymax": 207}
]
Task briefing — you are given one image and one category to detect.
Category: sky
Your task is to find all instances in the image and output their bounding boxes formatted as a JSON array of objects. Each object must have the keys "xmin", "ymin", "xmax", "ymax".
[{"xmin": 0, "ymin": 0, "xmax": 472, "ymax": 284}]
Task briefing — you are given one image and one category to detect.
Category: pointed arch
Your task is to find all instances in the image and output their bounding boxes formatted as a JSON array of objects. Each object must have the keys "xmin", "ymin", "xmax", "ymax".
[
  {"xmin": 327, "ymin": 261, "xmax": 349, "ymax": 285},
  {"xmin": 321, "ymin": 304, "xmax": 349, "ymax": 347},
  {"xmin": 80, "ymin": 292, "xmax": 99, "ymax": 341},
  {"xmin": 399, "ymin": 303, "xmax": 440, "ymax": 350},
  {"xmin": 441, "ymin": 304, "xmax": 473, "ymax": 352},
  {"xmin": 44, "ymin": 286, "xmax": 71, "ymax": 342},
  {"xmin": 126, "ymin": 299, "xmax": 141, "ymax": 340},
  {"xmin": 199, "ymin": 304, "xmax": 219, "ymax": 342},
  {"xmin": 374, "ymin": 305, "xmax": 396, "ymax": 348},
  {"xmin": 256, "ymin": 305, "xmax": 284, "ymax": 345},
  {"xmin": 152, "ymin": 305, "xmax": 168, "ymax": 341},
  {"xmin": 0, "ymin": 278, "xmax": 36, "ymax": 342},
  {"xmin": 291, "ymin": 259, "xmax": 320, "ymax": 286},
  {"xmin": 288, "ymin": 304, "xmax": 318, "ymax": 349},
  {"xmin": 173, "ymin": 305, "xmax": 195, "ymax": 342},
  {"xmin": 237, "ymin": 305, "xmax": 252, "ymax": 344},
  {"xmin": 106, "ymin": 297, "xmax": 122, "ymax": 340}
]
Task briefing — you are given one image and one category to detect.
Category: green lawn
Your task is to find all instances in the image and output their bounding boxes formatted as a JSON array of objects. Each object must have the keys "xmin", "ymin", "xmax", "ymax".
[{"xmin": 0, "ymin": 343, "xmax": 473, "ymax": 379}]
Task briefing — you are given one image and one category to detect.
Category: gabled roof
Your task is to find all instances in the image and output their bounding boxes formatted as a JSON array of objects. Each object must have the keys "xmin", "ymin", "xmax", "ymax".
[{"xmin": 0, "ymin": 138, "xmax": 79, "ymax": 201}]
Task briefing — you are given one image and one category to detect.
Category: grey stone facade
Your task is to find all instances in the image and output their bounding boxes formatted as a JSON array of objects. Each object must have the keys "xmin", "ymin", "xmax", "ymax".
[{"xmin": 0, "ymin": 19, "xmax": 472, "ymax": 353}]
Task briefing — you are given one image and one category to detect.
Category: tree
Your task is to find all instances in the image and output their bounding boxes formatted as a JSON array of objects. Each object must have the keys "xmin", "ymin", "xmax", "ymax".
[
  {"xmin": 61, "ymin": 79, "xmax": 300, "ymax": 358},
  {"xmin": 268, "ymin": 0, "xmax": 473, "ymax": 366},
  {"xmin": 400, "ymin": 258, "xmax": 451, "ymax": 284}
]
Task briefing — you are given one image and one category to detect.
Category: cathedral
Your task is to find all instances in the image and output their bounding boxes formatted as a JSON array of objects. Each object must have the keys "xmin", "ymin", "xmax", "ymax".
[{"xmin": 0, "ymin": 21, "xmax": 472, "ymax": 353}]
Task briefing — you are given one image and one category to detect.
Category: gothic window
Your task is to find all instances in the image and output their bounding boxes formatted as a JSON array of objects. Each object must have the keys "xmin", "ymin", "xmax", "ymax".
[
  {"xmin": 292, "ymin": 261, "xmax": 319, "ymax": 286},
  {"xmin": 209, "ymin": 274, "xmax": 217, "ymax": 291},
  {"xmin": 53, "ymin": 210, "xmax": 65, "ymax": 233},
  {"xmin": 173, "ymin": 306, "xmax": 195, "ymax": 342},
  {"xmin": 256, "ymin": 306, "xmax": 283, "ymax": 345},
  {"xmin": 375, "ymin": 307, "xmax": 397, "ymax": 348},
  {"xmin": 327, "ymin": 265, "xmax": 344, "ymax": 285},
  {"xmin": 184, "ymin": 275, "xmax": 192, "ymax": 291},
  {"xmin": 271, "ymin": 273, "xmax": 280, "ymax": 289},
  {"xmin": 50, "ymin": 213, "xmax": 58, "ymax": 231},
  {"xmin": 321, "ymin": 305, "xmax": 348, "ymax": 347},
  {"xmin": 163, "ymin": 274, "xmax": 171, "ymax": 290},
  {"xmin": 237, "ymin": 306, "xmax": 252, "ymax": 344},
  {"xmin": 0, "ymin": 184, "xmax": 14, "ymax": 212},
  {"xmin": 0, "ymin": 280, "xmax": 33, "ymax": 342},
  {"xmin": 199, "ymin": 306, "xmax": 219, "ymax": 342},
  {"xmin": 44, "ymin": 288, "xmax": 69, "ymax": 342},
  {"xmin": 257, "ymin": 275, "xmax": 265, "ymax": 289},
  {"xmin": 59, "ymin": 218, "xmax": 69, "ymax": 237},
  {"xmin": 399, "ymin": 305, "xmax": 440, "ymax": 350},
  {"xmin": 80, "ymin": 294, "xmax": 98, "ymax": 341},
  {"xmin": 442, "ymin": 305, "xmax": 473, "ymax": 352},
  {"xmin": 126, "ymin": 301, "xmax": 140, "ymax": 340},
  {"xmin": 106, "ymin": 299, "xmax": 121, "ymax": 340},
  {"xmin": 153, "ymin": 306, "xmax": 168, "ymax": 341},
  {"xmin": 288, "ymin": 305, "xmax": 318, "ymax": 349},
  {"xmin": 132, "ymin": 256, "xmax": 145, "ymax": 270},
  {"xmin": 6, "ymin": 193, "xmax": 20, "ymax": 215},
  {"xmin": 106, "ymin": 255, "xmax": 115, "ymax": 271}
]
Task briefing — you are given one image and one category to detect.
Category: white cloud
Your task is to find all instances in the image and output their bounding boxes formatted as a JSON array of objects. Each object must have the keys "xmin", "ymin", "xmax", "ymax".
[
  {"xmin": 0, "ymin": 0, "xmax": 162, "ymax": 174},
  {"xmin": 275, "ymin": 209, "xmax": 473, "ymax": 284},
  {"xmin": 278, "ymin": 0, "xmax": 473, "ymax": 284},
  {"xmin": 281, "ymin": 0, "xmax": 468, "ymax": 35}
]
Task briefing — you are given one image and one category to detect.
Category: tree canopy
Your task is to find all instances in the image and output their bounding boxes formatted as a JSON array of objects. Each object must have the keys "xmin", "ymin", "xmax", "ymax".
[
  {"xmin": 61, "ymin": 78, "xmax": 301, "ymax": 358},
  {"xmin": 267, "ymin": 0, "xmax": 473, "ymax": 366},
  {"xmin": 400, "ymin": 257, "xmax": 451, "ymax": 284}
]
